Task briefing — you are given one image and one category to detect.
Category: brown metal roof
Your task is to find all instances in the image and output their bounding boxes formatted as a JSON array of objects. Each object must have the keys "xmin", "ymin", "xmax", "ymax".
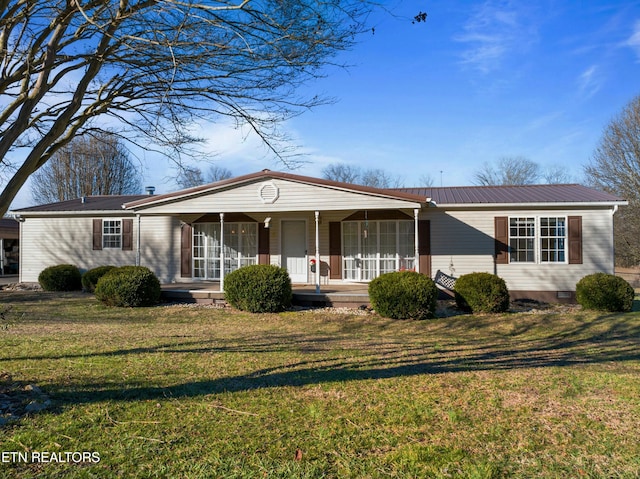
[
  {"xmin": 13, "ymin": 195, "xmax": 149, "ymax": 213},
  {"xmin": 13, "ymin": 174, "xmax": 626, "ymax": 214},
  {"xmin": 394, "ymin": 184, "xmax": 625, "ymax": 205}
]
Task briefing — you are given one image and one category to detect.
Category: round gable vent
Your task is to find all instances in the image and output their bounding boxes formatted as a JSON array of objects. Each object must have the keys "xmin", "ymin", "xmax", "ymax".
[{"xmin": 258, "ymin": 181, "xmax": 279, "ymax": 204}]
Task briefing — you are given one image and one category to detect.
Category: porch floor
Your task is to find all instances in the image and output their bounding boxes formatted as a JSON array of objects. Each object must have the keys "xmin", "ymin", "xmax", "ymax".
[{"xmin": 161, "ymin": 282, "xmax": 371, "ymax": 308}]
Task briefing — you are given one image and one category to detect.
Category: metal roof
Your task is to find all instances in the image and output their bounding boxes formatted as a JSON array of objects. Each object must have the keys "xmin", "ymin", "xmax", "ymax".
[
  {"xmin": 394, "ymin": 184, "xmax": 625, "ymax": 205},
  {"xmin": 13, "ymin": 195, "xmax": 149, "ymax": 213},
  {"xmin": 12, "ymin": 175, "xmax": 626, "ymax": 214}
]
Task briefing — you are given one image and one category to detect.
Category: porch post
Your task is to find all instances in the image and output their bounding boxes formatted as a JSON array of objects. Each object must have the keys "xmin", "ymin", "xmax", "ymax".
[
  {"xmin": 0, "ymin": 237, "xmax": 4, "ymax": 274},
  {"xmin": 219, "ymin": 213, "xmax": 225, "ymax": 292},
  {"xmin": 135, "ymin": 214, "xmax": 141, "ymax": 266},
  {"xmin": 414, "ymin": 208, "xmax": 420, "ymax": 274},
  {"xmin": 315, "ymin": 211, "xmax": 320, "ymax": 293}
]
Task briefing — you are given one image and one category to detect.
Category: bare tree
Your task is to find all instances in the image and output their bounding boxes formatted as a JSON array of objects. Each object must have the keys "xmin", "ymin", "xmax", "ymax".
[
  {"xmin": 418, "ymin": 173, "xmax": 435, "ymax": 187},
  {"xmin": 473, "ymin": 157, "xmax": 541, "ymax": 186},
  {"xmin": 584, "ymin": 94, "xmax": 640, "ymax": 266},
  {"xmin": 175, "ymin": 164, "xmax": 232, "ymax": 188},
  {"xmin": 31, "ymin": 133, "xmax": 141, "ymax": 204},
  {"xmin": 207, "ymin": 165, "xmax": 233, "ymax": 183},
  {"xmin": 360, "ymin": 168, "xmax": 404, "ymax": 188},
  {"xmin": 322, "ymin": 163, "xmax": 361, "ymax": 184},
  {"xmin": 0, "ymin": 0, "xmax": 377, "ymax": 217},
  {"xmin": 541, "ymin": 165, "xmax": 574, "ymax": 184},
  {"xmin": 176, "ymin": 167, "xmax": 206, "ymax": 189},
  {"xmin": 322, "ymin": 163, "xmax": 404, "ymax": 187}
]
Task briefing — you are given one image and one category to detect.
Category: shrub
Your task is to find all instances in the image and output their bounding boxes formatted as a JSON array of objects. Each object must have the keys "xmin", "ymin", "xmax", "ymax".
[
  {"xmin": 224, "ymin": 265, "xmax": 292, "ymax": 313},
  {"xmin": 38, "ymin": 264, "xmax": 82, "ymax": 291},
  {"xmin": 81, "ymin": 265, "xmax": 116, "ymax": 292},
  {"xmin": 454, "ymin": 272, "xmax": 510, "ymax": 313},
  {"xmin": 576, "ymin": 273, "xmax": 635, "ymax": 312},
  {"xmin": 368, "ymin": 271, "xmax": 438, "ymax": 320},
  {"xmin": 95, "ymin": 266, "xmax": 161, "ymax": 307}
]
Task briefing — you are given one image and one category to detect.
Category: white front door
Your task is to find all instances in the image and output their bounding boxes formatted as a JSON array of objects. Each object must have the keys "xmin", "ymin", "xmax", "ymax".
[{"xmin": 282, "ymin": 220, "xmax": 307, "ymax": 283}]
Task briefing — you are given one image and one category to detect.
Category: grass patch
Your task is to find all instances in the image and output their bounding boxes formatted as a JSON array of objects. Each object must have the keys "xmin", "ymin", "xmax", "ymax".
[{"xmin": 1, "ymin": 291, "xmax": 639, "ymax": 478}]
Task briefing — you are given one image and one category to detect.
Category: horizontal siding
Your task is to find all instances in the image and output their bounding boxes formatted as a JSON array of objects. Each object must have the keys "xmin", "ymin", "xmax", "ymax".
[
  {"xmin": 427, "ymin": 208, "xmax": 614, "ymax": 292},
  {"xmin": 139, "ymin": 216, "xmax": 182, "ymax": 283},
  {"xmin": 136, "ymin": 179, "xmax": 422, "ymax": 214},
  {"xmin": 20, "ymin": 216, "xmax": 137, "ymax": 282}
]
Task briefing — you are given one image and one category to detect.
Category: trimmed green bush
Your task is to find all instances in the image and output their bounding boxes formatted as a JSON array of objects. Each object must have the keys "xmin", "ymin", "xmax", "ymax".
[
  {"xmin": 95, "ymin": 266, "xmax": 161, "ymax": 307},
  {"xmin": 576, "ymin": 273, "xmax": 634, "ymax": 312},
  {"xmin": 224, "ymin": 265, "xmax": 292, "ymax": 313},
  {"xmin": 38, "ymin": 264, "xmax": 82, "ymax": 291},
  {"xmin": 368, "ymin": 271, "xmax": 438, "ymax": 320},
  {"xmin": 81, "ymin": 265, "xmax": 116, "ymax": 293},
  {"xmin": 454, "ymin": 272, "xmax": 510, "ymax": 313}
]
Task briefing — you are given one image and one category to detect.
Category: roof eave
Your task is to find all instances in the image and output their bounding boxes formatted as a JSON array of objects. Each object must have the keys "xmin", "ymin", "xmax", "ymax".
[
  {"xmin": 12, "ymin": 209, "xmax": 137, "ymax": 217},
  {"xmin": 434, "ymin": 200, "xmax": 628, "ymax": 208}
]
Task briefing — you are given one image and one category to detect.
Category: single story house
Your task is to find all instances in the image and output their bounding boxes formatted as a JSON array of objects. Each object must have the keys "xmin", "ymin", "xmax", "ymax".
[{"xmin": 13, "ymin": 169, "xmax": 626, "ymax": 302}]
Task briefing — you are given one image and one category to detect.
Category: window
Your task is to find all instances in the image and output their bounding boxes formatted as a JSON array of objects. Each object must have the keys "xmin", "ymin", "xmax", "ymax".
[
  {"xmin": 509, "ymin": 217, "xmax": 535, "ymax": 262},
  {"xmin": 102, "ymin": 220, "xmax": 122, "ymax": 249},
  {"xmin": 540, "ymin": 217, "xmax": 566, "ymax": 262},
  {"xmin": 342, "ymin": 220, "xmax": 415, "ymax": 281},
  {"xmin": 509, "ymin": 216, "xmax": 567, "ymax": 263},
  {"xmin": 192, "ymin": 222, "xmax": 257, "ymax": 279}
]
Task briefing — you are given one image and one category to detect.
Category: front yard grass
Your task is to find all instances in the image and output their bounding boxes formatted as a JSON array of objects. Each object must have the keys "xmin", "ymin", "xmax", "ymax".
[{"xmin": 1, "ymin": 291, "xmax": 639, "ymax": 478}]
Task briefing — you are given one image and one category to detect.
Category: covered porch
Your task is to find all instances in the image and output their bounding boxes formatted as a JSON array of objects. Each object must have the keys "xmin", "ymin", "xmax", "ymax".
[{"xmin": 160, "ymin": 281, "xmax": 371, "ymax": 308}]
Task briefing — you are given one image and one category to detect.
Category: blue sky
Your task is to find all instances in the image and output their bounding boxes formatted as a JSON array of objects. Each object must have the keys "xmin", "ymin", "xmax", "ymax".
[{"xmin": 9, "ymin": 0, "xmax": 640, "ymax": 208}]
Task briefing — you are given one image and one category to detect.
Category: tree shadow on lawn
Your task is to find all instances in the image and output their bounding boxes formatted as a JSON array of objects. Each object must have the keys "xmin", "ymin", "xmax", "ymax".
[{"xmin": 38, "ymin": 313, "xmax": 640, "ymax": 410}]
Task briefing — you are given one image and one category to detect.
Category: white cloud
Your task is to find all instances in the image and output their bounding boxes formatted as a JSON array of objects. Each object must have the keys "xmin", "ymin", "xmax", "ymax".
[
  {"xmin": 577, "ymin": 64, "xmax": 603, "ymax": 99},
  {"xmin": 625, "ymin": 19, "xmax": 640, "ymax": 61},
  {"xmin": 455, "ymin": 1, "xmax": 538, "ymax": 74}
]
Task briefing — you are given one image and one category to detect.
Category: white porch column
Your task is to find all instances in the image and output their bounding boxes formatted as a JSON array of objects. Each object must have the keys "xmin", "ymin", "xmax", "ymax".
[
  {"xmin": 135, "ymin": 214, "xmax": 141, "ymax": 266},
  {"xmin": 414, "ymin": 208, "xmax": 420, "ymax": 274},
  {"xmin": 219, "ymin": 213, "xmax": 225, "ymax": 292},
  {"xmin": 315, "ymin": 211, "xmax": 320, "ymax": 293}
]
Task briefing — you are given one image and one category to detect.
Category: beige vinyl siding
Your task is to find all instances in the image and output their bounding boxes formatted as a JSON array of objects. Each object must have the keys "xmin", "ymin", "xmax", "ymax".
[
  {"xmin": 20, "ymin": 216, "xmax": 137, "ymax": 282},
  {"xmin": 134, "ymin": 179, "xmax": 422, "ymax": 214},
  {"xmin": 138, "ymin": 215, "xmax": 182, "ymax": 283},
  {"xmin": 427, "ymin": 207, "xmax": 614, "ymax": 292}
]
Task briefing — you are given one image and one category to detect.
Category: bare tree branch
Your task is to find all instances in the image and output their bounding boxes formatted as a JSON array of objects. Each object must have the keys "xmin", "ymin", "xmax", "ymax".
[
  {"xmin": 584, "ymin": 94, "xmax": 640, "ymax": 266},
  {"xmin": 0, "ymin": 0, "xmax": 377, "ymax": 215}
]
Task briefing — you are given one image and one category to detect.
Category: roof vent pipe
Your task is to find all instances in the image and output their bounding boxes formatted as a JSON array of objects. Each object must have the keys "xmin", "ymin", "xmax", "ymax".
[
  {"xmin": 145, "ymin": 186, "xmax": 155, "ymax": 196},
  {"xmin": 81, "ymin": 196, "xmax": 86, "ymax": 204}
]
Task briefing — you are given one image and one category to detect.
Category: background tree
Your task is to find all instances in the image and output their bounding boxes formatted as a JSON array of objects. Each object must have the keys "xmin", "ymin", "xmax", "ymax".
[
  {"xmin": 322, "ymin": 164, "xmax": 361, "ymax": 184},
  {"xmin": 0, "ymin": 0, "xmax": 377, "ymax": 217},
  {"xmin": 473, "ymin": 157, "xmax": 541, "ymax": 186},
  {"xmin": 584, "ymin": 94, "xmax": 640, "ymax": 266},
  {"xmin": 31, "ymin": 133, "xmax": 141, "ymax": 204},
  {"xmin": 322, "ymin": 163, "xmax": 404, "ymax": 187},
  {"xmin": 176, "ymin": 164, "xmax": 233, "ymax": 189}
]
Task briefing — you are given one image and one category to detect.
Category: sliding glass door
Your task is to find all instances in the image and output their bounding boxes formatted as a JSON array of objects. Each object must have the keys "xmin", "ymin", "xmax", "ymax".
[
  {"xmin": 193, "ymin": 222, "xmax": 257, "ymax": 279},
  {"xmin": 342, "ymin": 220, "xmax": 415, "ymax": 281}
]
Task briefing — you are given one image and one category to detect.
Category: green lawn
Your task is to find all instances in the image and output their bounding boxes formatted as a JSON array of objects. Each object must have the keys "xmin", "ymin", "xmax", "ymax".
[{"xmin": 1, "ymin": 292, "xmax": 639, "ymax": 478}]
